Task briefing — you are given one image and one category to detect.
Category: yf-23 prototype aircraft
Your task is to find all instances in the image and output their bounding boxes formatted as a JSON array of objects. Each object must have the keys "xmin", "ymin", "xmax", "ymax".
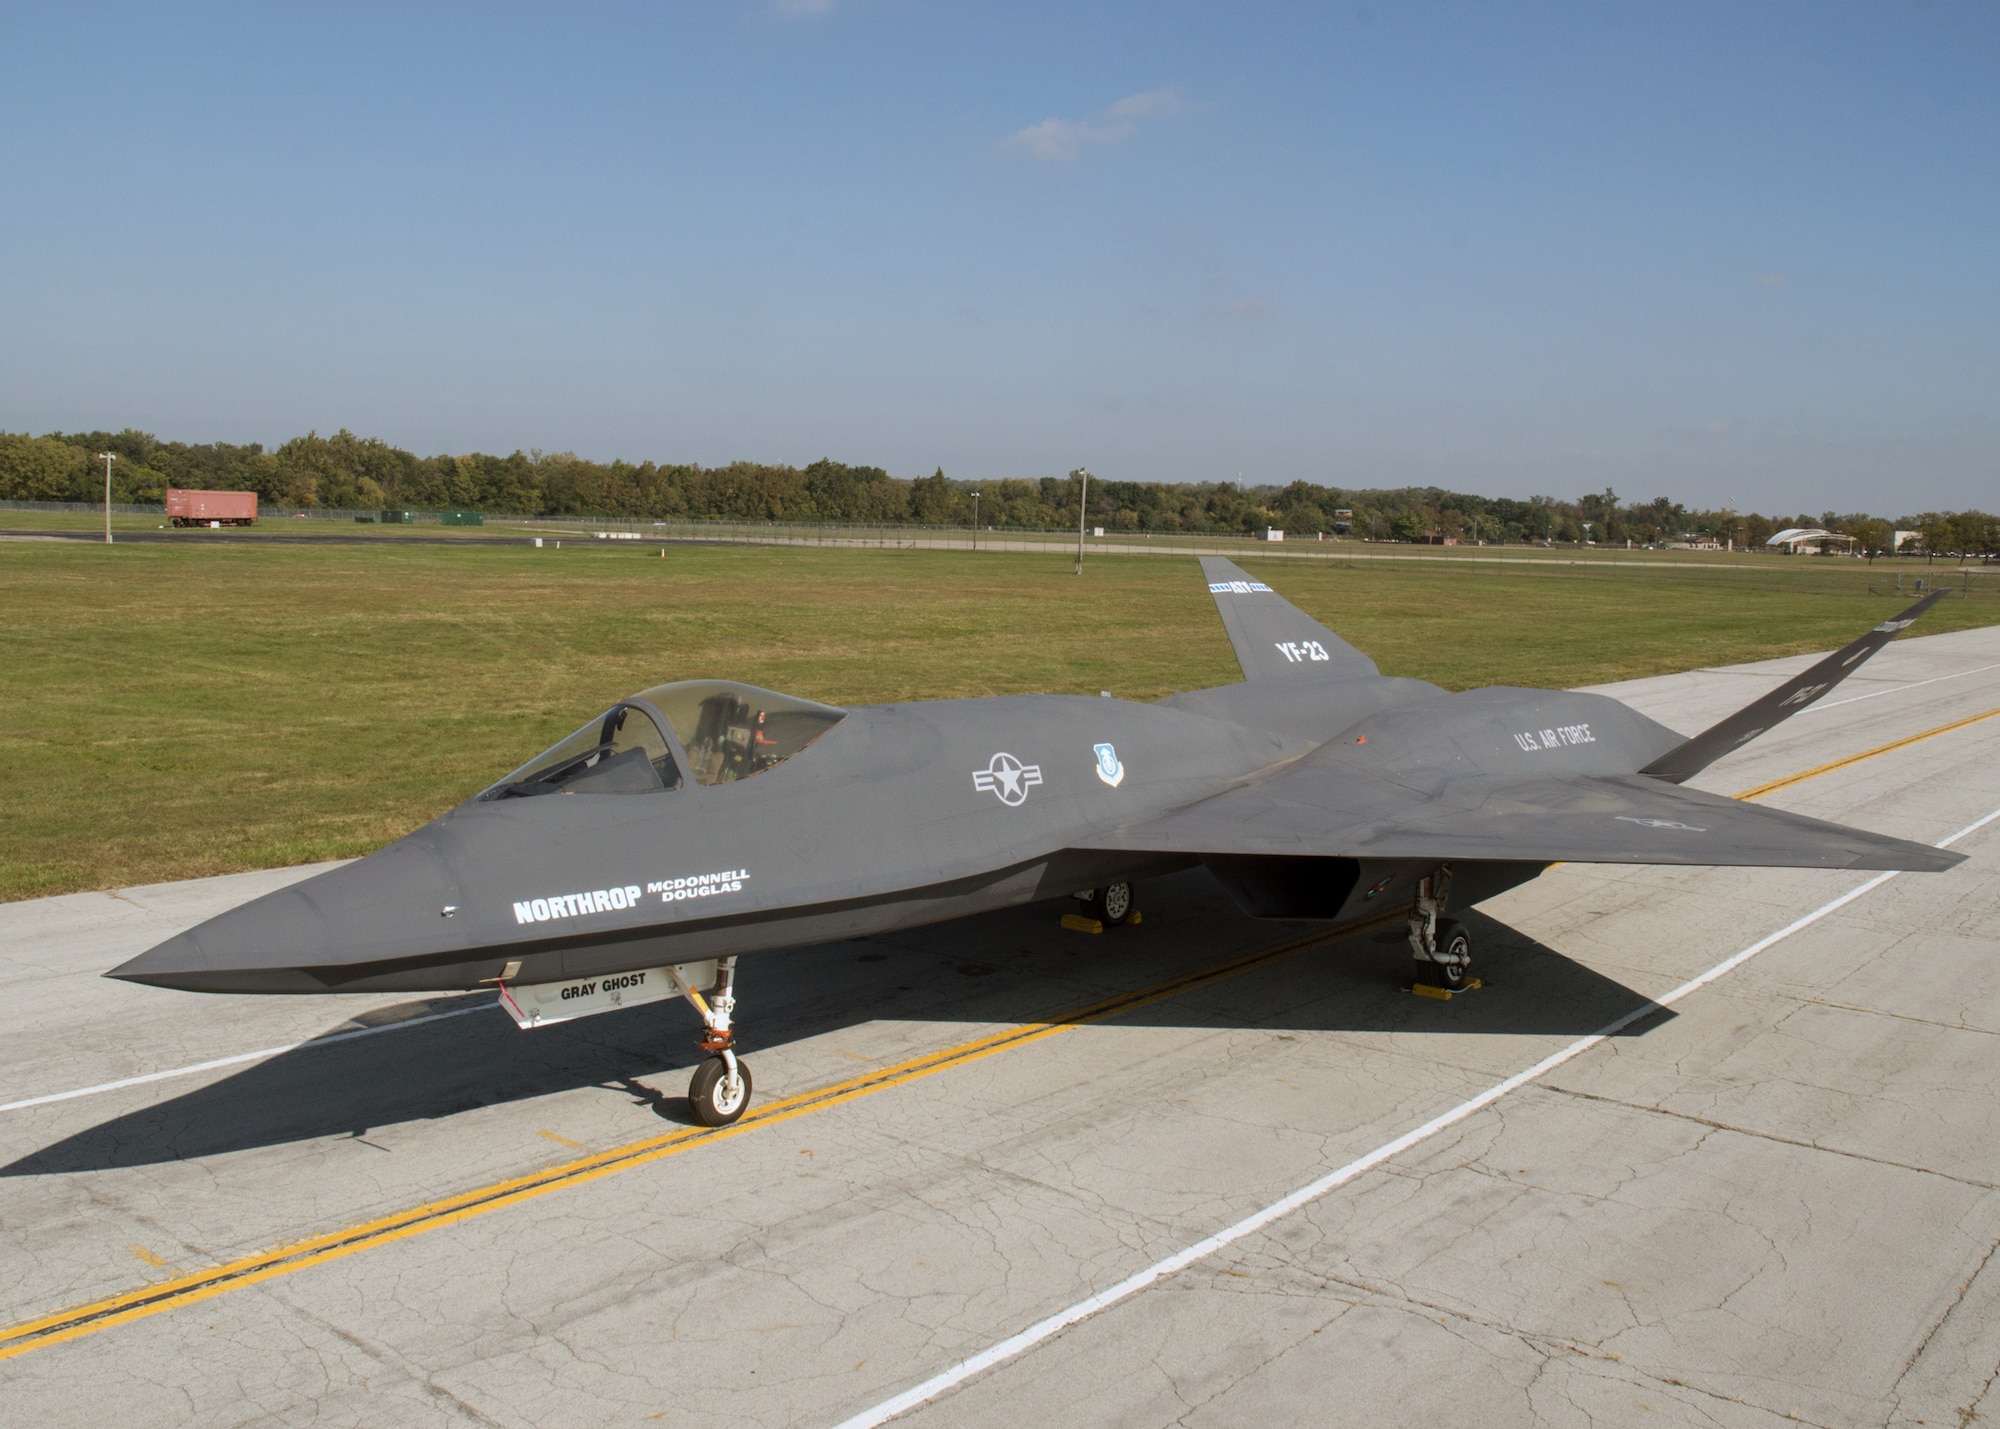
[{"xmin": 115, "ymin": 559, "xmax": 1959, "ymax": 1126}]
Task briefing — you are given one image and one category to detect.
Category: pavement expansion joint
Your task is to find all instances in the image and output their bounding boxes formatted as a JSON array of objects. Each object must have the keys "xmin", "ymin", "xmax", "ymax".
[
  {"xmin": 1891, "ymin": 1236, "xmax": 2000, "ymax": 1401},
  {"xmin": 1790, "ymin": 993, "xmax": 2000, "ymax": 1040},
  {"xmin": 1555, "ymin": 1077, "xmax": 2000, "ymax": 1194}
]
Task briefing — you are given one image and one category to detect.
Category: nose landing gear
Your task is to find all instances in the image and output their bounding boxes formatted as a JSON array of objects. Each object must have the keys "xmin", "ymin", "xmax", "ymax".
[
  {"xmin": 688, "ymin": 1053, "xmax": 752, "ymax": 1127},
  {"xmin": 670, "ymin": 956, "xmax": 753, "ymax": 1127}
]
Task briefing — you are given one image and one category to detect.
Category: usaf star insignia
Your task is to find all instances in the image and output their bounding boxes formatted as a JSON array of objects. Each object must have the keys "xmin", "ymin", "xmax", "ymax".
[{"xmin": 973, "ymin": 751, "xmax": 1043, "ymax": 806}]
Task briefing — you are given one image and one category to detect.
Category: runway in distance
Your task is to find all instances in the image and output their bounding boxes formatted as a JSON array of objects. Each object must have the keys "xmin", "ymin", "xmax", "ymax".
[{"xmin": 112, "ymin": 558, "xmax": 1960, "ymax": 1126}]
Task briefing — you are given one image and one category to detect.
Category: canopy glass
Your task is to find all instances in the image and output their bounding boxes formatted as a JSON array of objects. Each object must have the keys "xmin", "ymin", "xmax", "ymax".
[
  {"xmin": 480, "ymin": 681, "xmax": 843, "ymax": 799},
  {"xmin": 635, "ymin": 680, "xmax": 846, "ymax": 786}
]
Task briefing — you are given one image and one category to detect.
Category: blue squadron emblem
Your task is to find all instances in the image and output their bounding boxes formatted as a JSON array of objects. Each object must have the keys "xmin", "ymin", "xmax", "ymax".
[{"xmin": 1092, "ymin": 742, "xmax": 1125, "ymax": 788}]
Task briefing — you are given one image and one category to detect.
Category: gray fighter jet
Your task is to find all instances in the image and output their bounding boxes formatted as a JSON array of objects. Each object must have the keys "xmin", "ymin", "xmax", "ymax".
[{"xmin": 112, "ymin": 558, "xmax": 1961, "ymax": 1126}]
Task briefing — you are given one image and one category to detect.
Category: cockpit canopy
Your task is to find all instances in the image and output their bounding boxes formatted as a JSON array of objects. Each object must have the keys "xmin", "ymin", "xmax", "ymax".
[{"xmin": 480, "ymin": 681, "xmax": 845, "ymax": 800}]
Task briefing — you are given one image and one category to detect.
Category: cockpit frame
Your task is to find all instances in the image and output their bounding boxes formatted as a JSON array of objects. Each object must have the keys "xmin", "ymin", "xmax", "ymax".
[{"xmin": 477, "ymin": 681, "xmax": 845, "ymax": 804}]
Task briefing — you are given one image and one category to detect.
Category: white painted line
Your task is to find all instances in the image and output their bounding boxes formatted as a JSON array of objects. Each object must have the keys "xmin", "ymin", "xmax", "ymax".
[
  {"xmin": 832, "ymin": 804, "xmax": 2000, "ymax": 1429},
  {"xmin": 0, "ymin": 1001, "xmax": 495, "ymax": 1114},
  {"xmin": 1802, "ymin": 661, "xmax": 2000, "ymax": 714}
]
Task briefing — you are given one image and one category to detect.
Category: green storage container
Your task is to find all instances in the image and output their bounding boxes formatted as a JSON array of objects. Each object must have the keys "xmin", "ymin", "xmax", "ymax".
[
  {"xmin": 381, "ymin": 509, "xmax": 415, "ymax": 525},
  {"xmin": 440, "ymin": 510, "xmax": 485, "ymax": 526}
]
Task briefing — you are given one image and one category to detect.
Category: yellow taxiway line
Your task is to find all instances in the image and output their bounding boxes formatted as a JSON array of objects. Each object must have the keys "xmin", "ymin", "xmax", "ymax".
[
  {"xmin": 4, "ymin": 697, "xmax": 1997, "ymax": 1363},
  {"xmin": 1733, "ymin": 706, "xmax": 2000, "ymax": 801},
  {"xmin": 0, "ymin": 915, "xmax": 1401, "ymax": 1363}
]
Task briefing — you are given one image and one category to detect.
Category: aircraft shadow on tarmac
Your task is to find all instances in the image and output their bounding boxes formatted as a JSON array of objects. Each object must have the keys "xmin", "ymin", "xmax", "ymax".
[{"xmin": 7, "ymin": 871, "xmax": 1666, "ymax": 1177}]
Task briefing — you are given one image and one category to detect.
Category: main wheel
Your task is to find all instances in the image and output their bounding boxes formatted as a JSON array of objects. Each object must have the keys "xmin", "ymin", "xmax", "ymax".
[
  {"xmin": 1085, "ymin": 882, "xmax": 1135, "ymax": 925},
  {"xmin": 1419, "ymin": 919, "xmax": 1471, "ymax": 991},
  {"xmin": 688, "ymin": 1055, "xmax": 753, "ymax": 1127}
]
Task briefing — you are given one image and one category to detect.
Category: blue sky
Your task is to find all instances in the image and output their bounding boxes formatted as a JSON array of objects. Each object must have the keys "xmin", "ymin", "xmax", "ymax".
[{"xmin": 2, "ymin": 2, "xmax": 1994, "ymax": 512}]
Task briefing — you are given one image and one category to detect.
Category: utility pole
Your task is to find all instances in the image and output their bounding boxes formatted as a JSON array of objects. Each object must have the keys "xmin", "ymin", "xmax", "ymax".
[
  {"xmin": 97, "ymin": 453, "xmax": 115, "ymax": 544},
  {"xmin": 1073, "ymin": 468, "xmax": 1090, "ymax": 575},
  {"xmin": 970, "ymin": 491, "xmax": 980, "ymax": 551}
]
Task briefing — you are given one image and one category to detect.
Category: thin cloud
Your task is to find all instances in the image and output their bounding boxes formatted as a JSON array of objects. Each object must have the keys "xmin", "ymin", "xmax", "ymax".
[
  {"xmin": 999, "ymin": 88, "xmax": 1182, "ymax": 161},
  {"xmin": 1107, "ymin": 88, "xmax": 1182, "ymax": 119},
  {"xmin": 1003, "ymin": 117, "xmax": 1103, "ymax": 163}
]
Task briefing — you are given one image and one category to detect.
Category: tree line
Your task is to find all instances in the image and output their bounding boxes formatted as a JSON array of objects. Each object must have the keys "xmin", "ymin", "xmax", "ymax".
[{"xmin": 1, "ymin": 426, "xmax": 1994, "ymax": 555}]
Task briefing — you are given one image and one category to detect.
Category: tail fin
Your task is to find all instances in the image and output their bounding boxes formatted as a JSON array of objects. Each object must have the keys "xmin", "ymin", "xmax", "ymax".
[
  {"xmin": 1200, "ymin": 556, "xmax": 1378, "ymax": 683},
  {"xmin": 1639, "ymin": 590, "xmax": 1950, "ymax": 784}
]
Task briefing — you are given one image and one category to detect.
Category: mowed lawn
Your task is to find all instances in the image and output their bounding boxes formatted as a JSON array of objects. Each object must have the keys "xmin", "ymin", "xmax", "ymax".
[{"xmin": 2, "ymin": 539, "xmax": 1993, "ymax": 900}]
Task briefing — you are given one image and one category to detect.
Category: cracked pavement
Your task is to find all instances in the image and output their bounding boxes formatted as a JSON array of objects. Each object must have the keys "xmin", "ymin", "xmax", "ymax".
[{"xmin": 1, "ymin": 625, "xmax": 1997, "ymax": 1427}]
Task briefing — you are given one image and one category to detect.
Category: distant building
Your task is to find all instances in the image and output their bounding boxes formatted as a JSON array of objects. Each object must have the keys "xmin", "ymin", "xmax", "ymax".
[
  {"xmin": 1894, "ymin": 530, "xmax": 1921, "ymax": 551},
  {"xmin": 1766, "ymin": 527, "xmax": 1857, "ymax": 555},
  {"xmin": 1257, "ymin": 528, "xmax": 1284, "ymax": 542}
]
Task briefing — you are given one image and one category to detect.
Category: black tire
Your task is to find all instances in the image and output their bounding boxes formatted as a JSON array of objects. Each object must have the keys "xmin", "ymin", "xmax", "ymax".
[
  {"xmin": 688, "ymin": 1055, "xmax": 753, "ymax": 1127},
  {"xmin": 1085, "ymin": 882, "xmax": 1135, "ymax": 925},
  {"xmin": 1419, "ymin": 919, "xmax": 1471, "ymax": 991}
]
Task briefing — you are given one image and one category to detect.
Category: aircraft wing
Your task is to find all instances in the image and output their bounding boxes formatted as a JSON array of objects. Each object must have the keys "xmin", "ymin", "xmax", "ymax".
[
  {"xmin": 1077, "ymin": 766, "xmax": 1962, "ymax": 872},
  {"xmin": 1200, "ymin": 556, "xmax": 1379, "ymax": 682}
]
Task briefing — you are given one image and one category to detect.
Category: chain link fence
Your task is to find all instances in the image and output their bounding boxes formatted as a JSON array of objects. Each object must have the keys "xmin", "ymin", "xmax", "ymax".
[{"xmin": 5, "ymin": 499, "xmax": 1993, "ymax": 598}]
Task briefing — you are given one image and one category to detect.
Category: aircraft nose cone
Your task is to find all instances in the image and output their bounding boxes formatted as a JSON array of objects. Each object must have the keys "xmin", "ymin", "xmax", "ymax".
[{"xmin": 108, "ymin": 836, "xmax": 461, "ymax": 993}]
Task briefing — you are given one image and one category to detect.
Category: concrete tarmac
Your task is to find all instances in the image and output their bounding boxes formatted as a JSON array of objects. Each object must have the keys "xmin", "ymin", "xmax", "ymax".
[{"xmin": 2, "ymin": 626, "xmax": 1997, "ymax": 1427}]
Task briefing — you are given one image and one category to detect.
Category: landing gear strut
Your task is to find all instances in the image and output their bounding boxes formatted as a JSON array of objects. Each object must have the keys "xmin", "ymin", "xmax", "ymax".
[
  {"xmin": 1408, "ymin": 865, "xmax": 1471, "ymax": 991},
  {"xmin": 671, "ymin": 957, "xmax": 753, "ymax": 1126}
]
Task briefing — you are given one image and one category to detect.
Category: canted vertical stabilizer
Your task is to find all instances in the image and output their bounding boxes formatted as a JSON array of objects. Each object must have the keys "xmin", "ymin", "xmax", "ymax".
[
  {"xmin": 1639, "ymin": 589, "xmax": 1949, "ymax": 783},
  {"xmin": 1200, "ymin": 557, "xmax": 1378, "ymax": 683}
]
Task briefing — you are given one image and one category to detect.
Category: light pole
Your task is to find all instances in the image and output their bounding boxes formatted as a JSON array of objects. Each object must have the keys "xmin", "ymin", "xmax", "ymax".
[
  {"xmin": 970, "ymin": 491, "xmax": 980, "ymax": 550},
  {"xmin": 97, "ymin": 453, "xmax": 115, "ymax": 544},
  {"xmin": 1073, "ymin": 467, "xmax": 1091, "ymax": 575}
]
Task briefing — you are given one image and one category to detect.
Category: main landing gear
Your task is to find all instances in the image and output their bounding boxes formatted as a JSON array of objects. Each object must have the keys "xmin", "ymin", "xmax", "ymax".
[
  {"xmin": 670, "ymin": 956, "xmax": 753, "ymax": 1127},
  {"xmin": 1408, "ymin": 864, "xmax": 1472, "ymax": 992},
  {"xmin": 1077, "ymin": 881, "xmax": 1136, "ymax": 926}
]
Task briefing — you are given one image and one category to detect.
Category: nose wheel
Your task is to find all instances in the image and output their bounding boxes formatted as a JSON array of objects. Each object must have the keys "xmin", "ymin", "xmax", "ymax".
[
  {"xmin": 688, "ymin": 1053, "xmax": 753, "ymax": 1127},
  {"xmin": 670, "ymin": 957, "xmax": 755, "ymax": 1127}
]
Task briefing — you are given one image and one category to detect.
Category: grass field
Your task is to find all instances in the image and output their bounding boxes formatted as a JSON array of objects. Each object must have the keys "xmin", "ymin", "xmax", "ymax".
[{"xmin": 2, "ymin": 538, "xmax": 1996, "ymax": 901}]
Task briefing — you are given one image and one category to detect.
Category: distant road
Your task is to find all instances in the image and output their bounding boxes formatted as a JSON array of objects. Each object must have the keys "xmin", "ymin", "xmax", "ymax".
[{"xmin": 7, "ymin": 524, "xmax": 1988, "ymax": 583}]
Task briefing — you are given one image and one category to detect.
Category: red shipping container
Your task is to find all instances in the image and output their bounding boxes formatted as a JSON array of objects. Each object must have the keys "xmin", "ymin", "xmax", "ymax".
[{"xmin": 166, "ymin": 489, "xmax": 258, "ymax": 527}]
